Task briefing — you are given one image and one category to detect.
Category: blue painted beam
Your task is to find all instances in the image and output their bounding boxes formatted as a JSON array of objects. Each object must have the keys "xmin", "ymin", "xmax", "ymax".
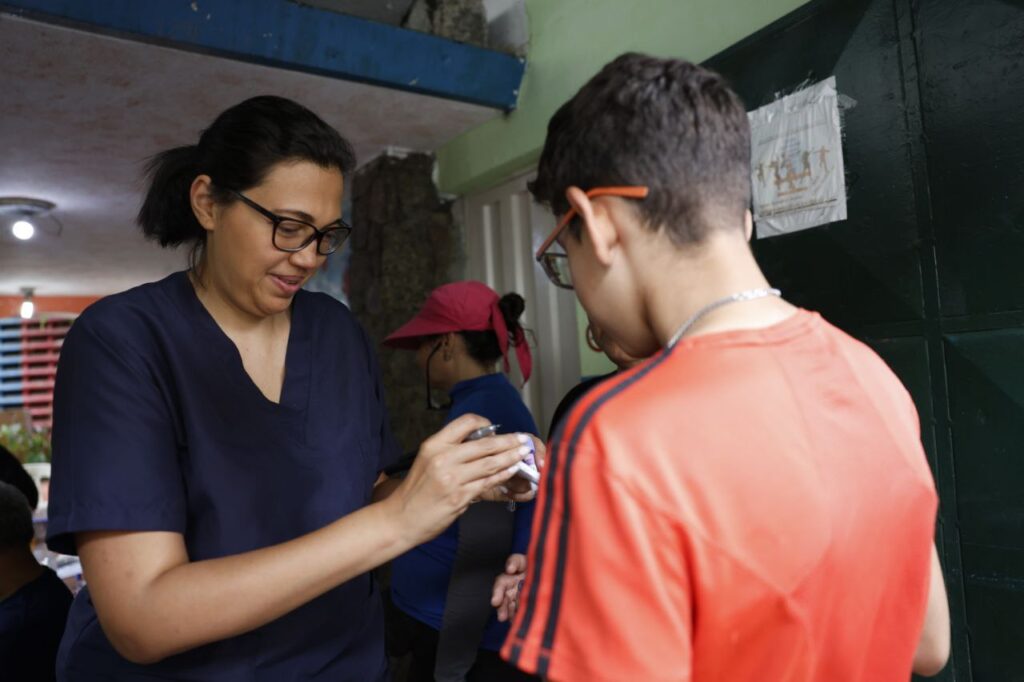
[{"xmin": 0, "ymin": 0, "xmax": 525, "ymax": 110}]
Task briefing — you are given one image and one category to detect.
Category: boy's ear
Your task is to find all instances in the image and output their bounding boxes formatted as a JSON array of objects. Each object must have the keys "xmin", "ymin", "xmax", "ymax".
[{"xmin": 564, "ymin": 187, "xmax": 618, "ymax": 266}]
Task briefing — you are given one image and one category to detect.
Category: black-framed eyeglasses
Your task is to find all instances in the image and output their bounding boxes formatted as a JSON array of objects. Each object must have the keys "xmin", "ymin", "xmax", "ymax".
[{"xmin": 230, "ymin": 190, "xmax": 351, "ymax": 255}]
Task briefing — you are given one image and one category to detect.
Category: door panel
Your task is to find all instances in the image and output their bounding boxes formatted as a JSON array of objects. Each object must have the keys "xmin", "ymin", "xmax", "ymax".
[{"xmin": 705, "ymin": 0, "xmax": 1024, "ymax": 677}]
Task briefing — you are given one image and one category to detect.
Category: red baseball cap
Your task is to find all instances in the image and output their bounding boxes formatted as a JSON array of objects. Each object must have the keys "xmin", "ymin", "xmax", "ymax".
[{"xmin": 383, "ymin": 281, "xmax": 532, "ymax": 383}]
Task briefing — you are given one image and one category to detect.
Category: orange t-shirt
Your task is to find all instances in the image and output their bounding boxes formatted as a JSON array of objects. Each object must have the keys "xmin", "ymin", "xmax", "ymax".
[{"xmin": 503, "ymin": 310, "xmax": 937, "ymax": 681}]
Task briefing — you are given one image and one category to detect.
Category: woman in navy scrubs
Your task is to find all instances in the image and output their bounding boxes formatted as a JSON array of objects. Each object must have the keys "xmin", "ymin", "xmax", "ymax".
[{"xmin": 46, "ymin": 96, "xmax": 536, "ymax": 681}]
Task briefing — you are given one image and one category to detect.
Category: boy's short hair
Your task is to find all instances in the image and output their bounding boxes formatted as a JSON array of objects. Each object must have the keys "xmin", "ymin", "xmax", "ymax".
[
  {"xmin": 529, "ymin": 53, "xmax": 751, "ymax": 245},
  {"xmin": 0, "ymin": 481, "xmax": 34, "ymax": 550}
]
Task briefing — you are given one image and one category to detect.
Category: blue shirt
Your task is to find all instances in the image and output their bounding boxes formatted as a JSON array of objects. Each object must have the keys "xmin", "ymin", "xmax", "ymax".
[
  {"xmin": 389, "ymin": 373, "xmax": 538, "ymax": 651},
  {"xmin": 47, "ymin": 271, "xmax": 399, "ymax": 681},
  {"xmin": 0, "ymin": 567, "xmax": 72, "ymax": 682}
]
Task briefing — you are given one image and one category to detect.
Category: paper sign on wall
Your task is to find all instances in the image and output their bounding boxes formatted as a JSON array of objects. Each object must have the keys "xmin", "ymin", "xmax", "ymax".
[{"xmin": 748, "ymin": 76, "xmax": 847, "ymax": 238}]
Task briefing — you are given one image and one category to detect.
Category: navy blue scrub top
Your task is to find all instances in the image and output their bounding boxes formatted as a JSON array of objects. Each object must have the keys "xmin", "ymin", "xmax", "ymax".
[{"xmin": 47, "ymin": 271, "xmax": 399, "ymax": 681}]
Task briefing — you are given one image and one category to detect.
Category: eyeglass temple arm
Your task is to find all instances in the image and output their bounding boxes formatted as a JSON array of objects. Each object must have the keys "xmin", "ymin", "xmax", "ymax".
[{"xmin": 534, "ymin": 186, "xmax": 649, "ymax": 259}]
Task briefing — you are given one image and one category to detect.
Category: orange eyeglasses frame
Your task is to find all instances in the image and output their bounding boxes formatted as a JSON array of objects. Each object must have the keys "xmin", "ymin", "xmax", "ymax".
[
  {"xmin": 534, "ymin": 186, "xmax": 650, "ymax": 259},
  {"xmin": 534, "ymin": 186, "xmax": 649, "ymax": 289}
]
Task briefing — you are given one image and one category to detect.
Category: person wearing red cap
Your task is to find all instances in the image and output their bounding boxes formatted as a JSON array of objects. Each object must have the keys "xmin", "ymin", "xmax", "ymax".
[{"xmin": 381, "ymin": 281, "xmax": 540, "ymax": 682}]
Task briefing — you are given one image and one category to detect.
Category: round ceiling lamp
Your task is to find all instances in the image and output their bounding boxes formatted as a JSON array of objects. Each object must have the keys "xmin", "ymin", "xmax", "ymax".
[
  {"xmin": 0, "ymin": 197, "xmax": 61, "ymax": 241},
  {"xmin": 13, "ymin": 220, "xmax": 35, "ymax": 240}
]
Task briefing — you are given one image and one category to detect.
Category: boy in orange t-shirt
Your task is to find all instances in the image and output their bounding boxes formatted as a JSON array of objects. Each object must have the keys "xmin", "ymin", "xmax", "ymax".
[{"xmin": 493, "ymin": 53, "xmax": 950, "ymax": 681}]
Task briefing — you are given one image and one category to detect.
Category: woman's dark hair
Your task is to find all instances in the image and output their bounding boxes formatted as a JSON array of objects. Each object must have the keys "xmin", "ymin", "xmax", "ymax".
[
  {"xmin": 137, "ymin": 95, "xmax": 356, "ymax": 269},
  {"xmin": 460, "ymin": 293, "xmax": 526, "ymax": 365}
]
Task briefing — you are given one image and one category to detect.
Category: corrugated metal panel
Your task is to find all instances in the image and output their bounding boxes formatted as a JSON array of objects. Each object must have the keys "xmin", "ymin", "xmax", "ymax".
[{"xmin": 462, "ymin": 172, "xmax": 581, "ymax": 437}]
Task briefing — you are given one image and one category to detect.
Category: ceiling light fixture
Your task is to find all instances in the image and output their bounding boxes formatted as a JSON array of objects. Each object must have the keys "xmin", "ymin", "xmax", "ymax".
[
  {"xmin": 0, "ymin": 197, "xmax": 60, "ymax": 241},
  {"xmin": 20, "ymin": 287, "xmax": 35, "ymax": 320},
  {"xmin": 12, "ymin": 219, "xmax": 35, "ymax": 240}
]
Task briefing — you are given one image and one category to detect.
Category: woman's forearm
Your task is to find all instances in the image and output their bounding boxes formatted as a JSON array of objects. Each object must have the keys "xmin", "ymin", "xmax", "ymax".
[
  {"xmin": 79, "ymin": 497, "xmax": 408, "ymax": 664},
  {"xmin": 80, "ymin": 416, "xmax": 528, "ymax": 665}
]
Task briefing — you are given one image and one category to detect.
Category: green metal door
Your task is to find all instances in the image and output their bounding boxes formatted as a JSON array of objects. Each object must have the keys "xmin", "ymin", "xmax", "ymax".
[{"xmin": 705, "ymin": 0, "xmax": 1024, "ymax": 679}]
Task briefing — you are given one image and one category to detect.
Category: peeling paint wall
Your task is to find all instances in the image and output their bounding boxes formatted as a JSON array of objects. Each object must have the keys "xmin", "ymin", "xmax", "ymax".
[{"xmin": 348, "ymin": 153, "xmax": 456, "ymax": 452}]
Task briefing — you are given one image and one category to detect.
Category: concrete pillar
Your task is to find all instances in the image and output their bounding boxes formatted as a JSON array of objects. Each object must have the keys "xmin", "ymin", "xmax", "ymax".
[{"xmin": 349, "ymin": 152, "xmax": 457, "ymax": 453}]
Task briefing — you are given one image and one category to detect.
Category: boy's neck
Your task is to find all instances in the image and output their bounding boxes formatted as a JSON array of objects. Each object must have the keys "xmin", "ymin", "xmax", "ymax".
[{"xmin": 643, "ymin": 232, "xmax": 796, "ymax": 347}]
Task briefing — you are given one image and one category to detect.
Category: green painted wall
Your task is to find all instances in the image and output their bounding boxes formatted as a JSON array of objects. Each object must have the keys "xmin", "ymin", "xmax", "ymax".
[
  {"xmin": 438, "ymin": 0, "xmax": 812, "ymax": 379},
  {"xmin": 436, "ymin": 0, "xmax": 812, "ymax": 196}
]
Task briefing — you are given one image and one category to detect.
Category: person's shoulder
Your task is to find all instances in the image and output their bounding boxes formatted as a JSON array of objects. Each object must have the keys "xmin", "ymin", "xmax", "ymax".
[
  {"xmin": 811, "ymin": 313, "xmax": 928, "ymax": 459},
  {"xmin": 492, "ymin": 382, "xmax": 539, "ymax": 434},
  {"xmin": 811, "ymin": 312, "xmax": 916, "ymax": 405},
  {"xmin": 5, "ymin": 569, "xmax": 70, "ymax": 612},
  {"xmin": 586, "ymin": 353, "xmax": 681, "ymax": 417},
  {"xmin": 71, "ymin": 273, "xmax": 184, "ymax": 346},
  {"xmin": 559, "ymin": 373, "xmax": 615, "ymax": 412},
  {"xmin": 558, "ymin": 352, "xmax": 714, "ymax": 479},
  {"xmin": 30, "ymin": 569, "xmax": 72, "ymax": 608}
]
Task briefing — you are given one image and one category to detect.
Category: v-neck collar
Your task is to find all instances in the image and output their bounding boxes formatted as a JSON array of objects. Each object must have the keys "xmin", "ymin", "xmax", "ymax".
[{"xmin": 172, "ymin": 271, "xmax": 312, "ymax": 413}]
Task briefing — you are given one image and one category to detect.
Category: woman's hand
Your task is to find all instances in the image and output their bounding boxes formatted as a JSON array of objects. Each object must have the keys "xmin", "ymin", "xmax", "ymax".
[
  {"xmin": 478, "ymin": 433, "xmax": 546, "ymax": 503},
  {"xmin": 384, "ymin": 414, "xmax": 531, "ymax": 545}
]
